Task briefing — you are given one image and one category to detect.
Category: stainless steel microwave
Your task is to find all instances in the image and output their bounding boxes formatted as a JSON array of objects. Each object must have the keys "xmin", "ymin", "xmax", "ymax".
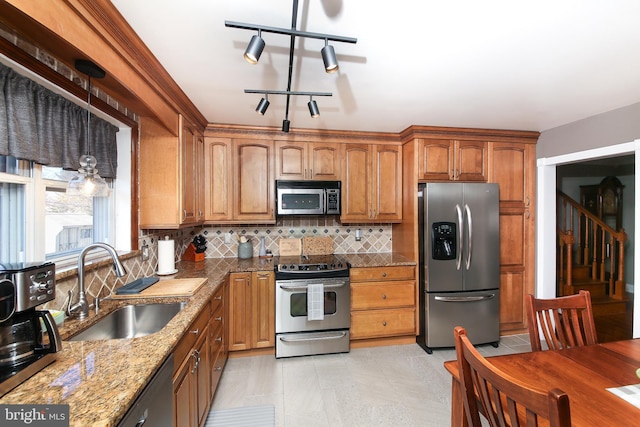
[{"xmin": 276, "ymin": 181, "xmax": 341, "ymax": 215}]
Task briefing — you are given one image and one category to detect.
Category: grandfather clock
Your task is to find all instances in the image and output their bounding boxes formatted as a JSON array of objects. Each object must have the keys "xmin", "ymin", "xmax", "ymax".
[{"xmin": 580, "ymin": 176, "xmax": 624, "ymax": 231}]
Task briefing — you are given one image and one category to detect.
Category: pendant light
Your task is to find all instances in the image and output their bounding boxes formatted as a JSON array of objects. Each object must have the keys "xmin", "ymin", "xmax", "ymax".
[{"xmin": 68, "ymin": 60, "xmax": 110, "ymax": 197}]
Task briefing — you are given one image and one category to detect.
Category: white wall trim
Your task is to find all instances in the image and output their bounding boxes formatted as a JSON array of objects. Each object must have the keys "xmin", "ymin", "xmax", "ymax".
[{"xmin": 536, "ymin": 139, "xmax": 640, "ymax": 338}]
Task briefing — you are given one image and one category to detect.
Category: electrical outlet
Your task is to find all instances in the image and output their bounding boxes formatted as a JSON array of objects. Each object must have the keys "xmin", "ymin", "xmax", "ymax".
[
  {"xmin": 224, "ymin": 233, "xmax": 232, "ymax": 244},
  {"xmin": 141, "ymin": 244, "xmax": 149, "ymax": 261}
]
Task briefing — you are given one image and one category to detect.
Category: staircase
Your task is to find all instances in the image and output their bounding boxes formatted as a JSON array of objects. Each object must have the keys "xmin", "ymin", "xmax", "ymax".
[{"xmin": 557, "ymin": 190, "xmax": 629, "ymax": 320}]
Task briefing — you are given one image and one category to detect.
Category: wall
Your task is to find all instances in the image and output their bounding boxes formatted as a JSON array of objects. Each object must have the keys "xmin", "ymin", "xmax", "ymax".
[
  {"xmin": 537, "ymin": 102, "xmax": 640, "ymax": 158},
  {"xmin": 538, "ymin": 103, "xmax": 640, "ymax": 338}
]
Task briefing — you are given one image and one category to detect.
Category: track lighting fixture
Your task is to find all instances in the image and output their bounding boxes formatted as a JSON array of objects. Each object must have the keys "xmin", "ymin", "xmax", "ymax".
[
  {"xmin": 308, "ymin": 97, "xmax": 320, "ymax": 118},
  {"xmin": 226, "ymin": 0, "xmax": 356, "ymax": 129},
  {"xmin": 244, "ymin": 29, "xmax": 264, "ymax": 64},
  {"xmin": 255, "ymin": 95, "xmax": 270, "ymax": 115},
  {"xmin": 321, "ymin": 39, "xmax": 339, "ymax": 73}
]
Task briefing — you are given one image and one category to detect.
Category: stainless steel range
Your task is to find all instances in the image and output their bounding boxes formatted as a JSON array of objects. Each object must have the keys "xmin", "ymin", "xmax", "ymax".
[{"xmin": 274, "ymin": 255, "xmax": 350, "ymax": 358}]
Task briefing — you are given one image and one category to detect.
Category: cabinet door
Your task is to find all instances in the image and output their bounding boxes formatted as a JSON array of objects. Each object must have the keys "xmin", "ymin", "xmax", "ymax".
[
  {"xmin": 275, "ymin": 141, "xmax": 306, "ymax": 180},
  {"xmin": 204, "ymin": 137, "xmax": 233, "ymax": 221},
  {"xmin": 419, "ymin": 138, "xmax": 453, "ymax": 181},
  {"xmin": 251, "ymin": 271, "xmax": 275, "ymax": 348},
  {"xmin": 233, "ymin": 140, "xmax": 275, "ymax": 221},
  {"xmin": 308, "ymin": 142, "xmax": 340, "ymax": 180},
  {"xmin": 373, "ymin": 145, "xmax": 402, "ymax": 221},
  {"xmin": 489, "ymin": 142, "xmax": 535, "ymax": 333},
  {"xmin": 228, "ymin": 272, "xmax": 251, "ymax": 351},
  {"xmin": 455, "ymin": 140, "xmax": 487, "ymax": 181},
  {"xmin": 173, "ymin": 356, "xmax": 195, "ymax": 427},
  {"xmin": 181, "ymin": 121, "xmax": 198, "ymax": 224},
  {"xmin": 341, "ymin": 144, "xmax": 372, "ymax": 221},
  {"xmin": 196, "ymin": 133, "xmax": 205, "ymax": 221},
  {"xmin": 195, "ymin": 329, "xmax": 210, "ymax": 427}
]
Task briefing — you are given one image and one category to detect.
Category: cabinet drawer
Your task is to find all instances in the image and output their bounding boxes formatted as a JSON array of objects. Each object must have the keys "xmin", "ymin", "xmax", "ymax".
[
  {"xmin": 351, "ymin": 281, "xmax": 415, "ymax": 310},
  {"xmin": 210, "ymin": 287, "xmax": 224, "ymax": 312},
  {"xmin": 174, "ymin": 305, "xmax": 211, "ymax": 372},
  {"xmin": 350, "ymin": 266, "xmax": 415, "ymax": 282},
  {"xmin": 350, "ymin": 308, "xmax": 415, "ymax": 339}
]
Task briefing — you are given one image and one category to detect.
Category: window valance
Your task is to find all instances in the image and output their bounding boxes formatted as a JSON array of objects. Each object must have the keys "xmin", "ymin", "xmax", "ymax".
[{"xmin": 0, "ymin": 62, "xmax": 118, "ymax": 179}]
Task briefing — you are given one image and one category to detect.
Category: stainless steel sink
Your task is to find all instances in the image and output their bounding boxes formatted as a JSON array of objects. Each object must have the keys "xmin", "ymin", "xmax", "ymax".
[{"xmin": 68, "ymin": 302, "xmax": 187, "ymax": 341}]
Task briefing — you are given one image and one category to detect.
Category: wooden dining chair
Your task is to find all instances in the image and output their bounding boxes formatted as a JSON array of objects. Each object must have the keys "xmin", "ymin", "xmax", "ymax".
[
  {"xmin": 454, "ymin": 326, "xmax": 572, "ymax": 427},
  {"xmin": 525, "ymin": 290, "xmax": 598, "ymax": 352}
]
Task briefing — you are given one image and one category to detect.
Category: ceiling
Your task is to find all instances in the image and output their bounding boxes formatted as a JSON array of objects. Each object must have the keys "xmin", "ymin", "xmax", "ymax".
[{"xmin": 109, "ymin": 0, "xmax": 640, "ymax": 134}]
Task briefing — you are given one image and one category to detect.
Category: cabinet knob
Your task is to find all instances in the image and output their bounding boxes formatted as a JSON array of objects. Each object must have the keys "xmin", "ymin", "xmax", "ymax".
[
  {"xmin": 382, "ymin": 321, "xmax": 387, "ymax": 326},
  {"xmin": 215, "ymin": 316, "xmax": 222, "ymax": 321},
  {"xmin": 190, "ymin": 328, "xmax": 200, "ymax": 335},
  {"xmin": 215, "ymin": 337, "xmax": 222, "ymax": 342},
  {"xmin": 214, "ymin": 366, "xmax": 223, "ymax": 371},
  {"xmin": 381, "ymin": 294, "xmax": 387, "ymax": 300},
  {"xmin": 382, "ymin": 272, "xmax": 387, "ymax": 277},
  {"xmin": 214, "ymin": 295, "xmax": 222, "ymax": 300}
]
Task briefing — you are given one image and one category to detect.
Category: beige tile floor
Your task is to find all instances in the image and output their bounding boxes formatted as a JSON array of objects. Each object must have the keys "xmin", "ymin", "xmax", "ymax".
[{"xmin": 210, "ymin": 334, "xmax": 532, "ymax": 426}]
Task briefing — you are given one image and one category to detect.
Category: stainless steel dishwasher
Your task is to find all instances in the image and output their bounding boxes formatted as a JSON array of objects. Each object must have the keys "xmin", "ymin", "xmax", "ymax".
[{"xmin": 117, "ymin": 354, "xmax": 173, "ymax": 427}]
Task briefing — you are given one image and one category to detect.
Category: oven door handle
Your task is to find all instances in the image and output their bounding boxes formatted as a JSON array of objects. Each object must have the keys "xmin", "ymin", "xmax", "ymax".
[
  {"xmin": 278, "ymin": 283, "xmax": 347, "ymax": 291},
  {"xmin": 279, "ymin": 331, "xmax": 347, "ymax": 342}
]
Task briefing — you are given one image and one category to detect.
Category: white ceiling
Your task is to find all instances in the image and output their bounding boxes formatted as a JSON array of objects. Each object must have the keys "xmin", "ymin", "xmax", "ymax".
[{"xmin": 110, "ymin": 0, "xmax": 640, "ymax": 134}]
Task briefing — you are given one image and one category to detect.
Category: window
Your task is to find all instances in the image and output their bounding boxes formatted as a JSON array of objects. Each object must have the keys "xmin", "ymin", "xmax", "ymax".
[{"xmin": 0, "ymin": 156, "xmax": 115, "ymax": 266}]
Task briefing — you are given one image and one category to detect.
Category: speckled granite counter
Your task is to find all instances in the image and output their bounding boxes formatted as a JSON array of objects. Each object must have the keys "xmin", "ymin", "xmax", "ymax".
[{"xmin": 0, "ymin": 254, "xmax": 413, "ymax": 426}]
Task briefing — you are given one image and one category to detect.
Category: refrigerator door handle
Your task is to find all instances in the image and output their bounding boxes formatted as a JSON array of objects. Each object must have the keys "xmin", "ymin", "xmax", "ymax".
[
  {"xmin": 434, "ymin": 293, "xmax": 496, "ymax": 302},
  {"xmin": 456, "ymin": 204, "xmax": 463, "ymax": 270},
  {"xmin": 465, "ymin": 204, "xmax": 472, "ymax": 270}
]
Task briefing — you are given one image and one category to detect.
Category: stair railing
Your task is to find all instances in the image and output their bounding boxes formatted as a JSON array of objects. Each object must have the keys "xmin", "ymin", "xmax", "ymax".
[{"xmin": 557, "ymin": 190, "xmax": 627, "ymax": 300}]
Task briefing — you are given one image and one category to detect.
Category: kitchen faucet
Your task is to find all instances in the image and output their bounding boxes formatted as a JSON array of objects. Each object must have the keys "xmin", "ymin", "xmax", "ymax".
[{"xmin": 67, "ymin": 242, "xmax": 127, "ymax": 320}]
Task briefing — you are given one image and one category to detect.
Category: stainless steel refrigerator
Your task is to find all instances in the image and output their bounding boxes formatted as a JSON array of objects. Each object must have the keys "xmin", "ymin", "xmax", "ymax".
[{"xmin": 417, "ymin": 182, "xmax": 500, "ymax": 354}]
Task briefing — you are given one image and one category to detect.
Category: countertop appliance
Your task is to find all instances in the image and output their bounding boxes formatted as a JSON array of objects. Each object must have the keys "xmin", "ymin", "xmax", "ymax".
[
  {"xmin": 0, "ymin": 262, "xmax": 62, "ymax": 396},
  {"xmin": 276, "ymin": 180, "xmax": 341, "ymax": 216},
  {"xmin": 417, "ymin": 183, "xmax": 500, "ymax": 354},
  {"xmin": 274, "ymin": 255, "xmax": 350, "ymax": 358}
]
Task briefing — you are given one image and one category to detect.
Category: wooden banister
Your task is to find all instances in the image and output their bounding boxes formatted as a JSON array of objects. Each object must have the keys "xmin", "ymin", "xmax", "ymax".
[{"xmin": 557, "ymin": 190, "xmax": 626, "ymax": 299}]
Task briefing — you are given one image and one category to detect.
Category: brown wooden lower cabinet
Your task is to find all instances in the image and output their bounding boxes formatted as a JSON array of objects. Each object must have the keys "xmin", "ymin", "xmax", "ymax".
[
  {"xmin": 350, "ymin": 266, "xmax": 417, "ymax": 340},
  {"xmin": 228, "ymin": 271, "xmax": 275, "ymax": 352},
  {"xmin": 173, "ymin": 284, "xmax": 227, "ymax": 427}
]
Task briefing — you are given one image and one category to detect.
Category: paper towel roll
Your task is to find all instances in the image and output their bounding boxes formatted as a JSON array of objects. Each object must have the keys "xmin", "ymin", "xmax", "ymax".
[{"xmin": 157, "ymin": 238, "xmax": 175, "ymax": 274}]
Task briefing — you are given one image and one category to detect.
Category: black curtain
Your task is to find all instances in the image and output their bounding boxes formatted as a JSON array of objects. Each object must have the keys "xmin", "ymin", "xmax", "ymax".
[{"xmin": 0, "ymin": 62, "xmax": 118, "ymax": 179}]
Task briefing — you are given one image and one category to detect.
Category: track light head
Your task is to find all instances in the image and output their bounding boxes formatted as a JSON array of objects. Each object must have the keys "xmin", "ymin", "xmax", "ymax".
[
  {"xmin": 321, "ymin": 41, "xmax": 338, "ymax": 73},
  {"xmin": 282, "ymin": 119, "xmax": 290, "ymax": 133},
  {"xmin": 244, "ymin": 32, "xmax": 265, "ymax": 64},
  {"xmin": 308, "ymin": 98, "xmax": 320, "ymax": 118},
  {"xmin": 255, "ymin": 97, "xmax": 270, "ymax": 115}
]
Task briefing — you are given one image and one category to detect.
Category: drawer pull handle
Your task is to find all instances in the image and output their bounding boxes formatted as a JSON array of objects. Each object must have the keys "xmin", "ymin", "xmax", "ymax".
[
  {"xmin": 215, "ymin": 316, "xmax": 222, "ymax": 321},
  {"xmin": 381, "ymin": 294, "xmax": 387, "ymax": 300},
  {"xmin": 215, "ymin": 337, "xmax": 222, "ymax": 342},
  {"xmin": 214, "ymin": 296, "xmax": 222, "ymax": 300},
  {"xmin": 190, "ymin": 329, "xmax": 199, "ymax": 335}
]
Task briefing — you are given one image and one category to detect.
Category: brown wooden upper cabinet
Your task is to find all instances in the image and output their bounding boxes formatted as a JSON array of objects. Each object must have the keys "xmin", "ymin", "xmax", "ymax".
[
  {"xmin": 341, "ymin": 144, "xmax": 402, "ymax": 222},
  {"xmin": 274, "ymin": 141, "xmax": 341, "ymax": 180},
  {"xmin": 419, "ymin": 138, "xmax": 487, "ymax": 181},
  {"xmin": 232, "ymin": 139, "xmax": 275, "ymax": 222},
  {"xmin": 139, "ymin": 115, "xmax": 204, "ymax": 229},
  {"xmin": 203, "ymin": 137, "xmax": 233, "ymax": 221}
]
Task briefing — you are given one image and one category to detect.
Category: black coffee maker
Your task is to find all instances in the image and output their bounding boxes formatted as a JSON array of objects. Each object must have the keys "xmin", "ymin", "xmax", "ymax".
[{"xmin": 0, "ymin": 262, "xmax": 62, "ymax": 396}]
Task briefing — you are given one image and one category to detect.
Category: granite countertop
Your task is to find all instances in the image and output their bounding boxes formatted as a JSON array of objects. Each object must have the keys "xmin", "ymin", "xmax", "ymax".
[{"xmin": 0, "ymin": 254, "xmax": 414, "ymax": 426}]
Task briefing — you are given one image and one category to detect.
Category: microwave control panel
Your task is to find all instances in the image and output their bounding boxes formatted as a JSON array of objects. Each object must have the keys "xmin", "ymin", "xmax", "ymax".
[{"xmin": 326, "ymin": 189, "xmax": 340, "ymax": 214}]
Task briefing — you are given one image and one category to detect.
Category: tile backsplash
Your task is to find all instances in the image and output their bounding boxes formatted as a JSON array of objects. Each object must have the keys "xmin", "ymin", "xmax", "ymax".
[{"xmin": 51, "ymin": 217, "xmax": 391, "ymax": 313}]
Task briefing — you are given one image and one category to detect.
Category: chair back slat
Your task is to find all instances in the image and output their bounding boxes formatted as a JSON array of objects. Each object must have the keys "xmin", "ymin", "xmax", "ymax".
[
  {"xmin": 526, "ymin": 290, "xmax": 598, "ymax": 352},
  {"xmin": 454, "ymin": 326, "xmax": 572, "ymax": 427}
]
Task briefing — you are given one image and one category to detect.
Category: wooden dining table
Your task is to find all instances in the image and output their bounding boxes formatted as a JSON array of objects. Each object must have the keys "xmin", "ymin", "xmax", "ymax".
[{"xmin": 444, "ymin": 339, "xmax": 640, "ymax": 426}]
